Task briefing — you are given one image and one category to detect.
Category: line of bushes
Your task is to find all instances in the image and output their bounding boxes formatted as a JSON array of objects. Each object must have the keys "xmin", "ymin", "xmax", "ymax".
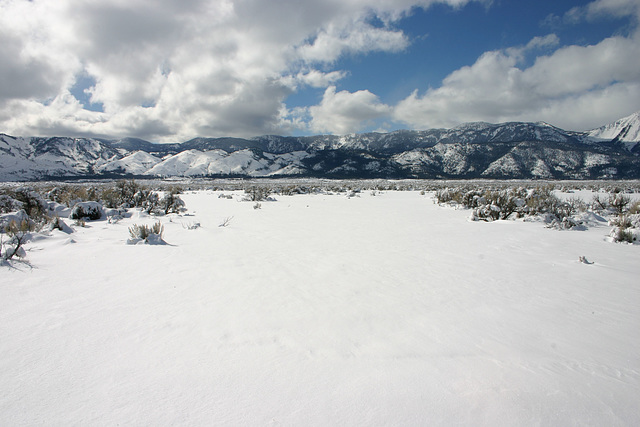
[{"xmin": 1, "ymin": 180, "xmax": 186, "ymax": 261}]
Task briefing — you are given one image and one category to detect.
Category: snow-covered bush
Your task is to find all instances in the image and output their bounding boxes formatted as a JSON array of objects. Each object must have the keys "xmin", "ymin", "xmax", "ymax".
[
  {"xmin": 48, "ymin": 216, "xmax": 73, "ymax": 234},
  {"xmin": 127, "ymin": 222, "xmax": 165, "ymax": 245},
  {"xmin": 46, "ymin": 185, "xmax": 96, "ymax": 208},
  {"xmin": 0, "ymin": 194, "xmax": 23, "ymax": 213},
  {"xmin": 609, "ymin": 193, "xmax": 631, "ymax": 215},
  {"xmin": 0, "ymin": 210, "xmax": 32, "ymax": 233},
  {"xmin": 6, "ymin": 188, "xmax": 48, "ymax": 222},
  {"xmin": 591, "ymin": 193, "xmax": 610, "ymax": 212},
  {"xmin": 100, "ymin": 180, "xmax": 143, "ymax": 209},
  {"xmin": 436, "ymin": 185, "xmax": 588, "ymax": 229},
  {"xmin": 1, "ymin": 219, "xmax": 32, "ymax": 260},
  {"xmin": 133, "ymin": 189, "xmax": 185, "ymax": 215},
  {"xmin": 139, "ymin": 190, "xmax": 160, "ymax": 214},
  {"xmin": 609, "ymin": 214, "xmax": 640, "ymax": 244},
  {"xmin": 591, "ymin": 192, "xmax": 633, "ymax": 215},
  {"xmin": 435, "ymin": 188, "xmax": 462, "ymax": 205},
  {"xmin": 243, "ymin": 186, "xmax": 272, "ymax": 202},
  {"xmin": 159, "ymin": 192, "xmax": 185, "ymax": 214},
  {"xmin": 70, "ymin": 201, "xmax": 104, "ymax": 221}
]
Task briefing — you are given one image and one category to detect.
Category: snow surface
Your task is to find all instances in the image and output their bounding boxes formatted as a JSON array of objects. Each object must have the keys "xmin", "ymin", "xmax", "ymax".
[{"xmin": 1, "ymin": 190, "xmax": 639, "ymax": 425}]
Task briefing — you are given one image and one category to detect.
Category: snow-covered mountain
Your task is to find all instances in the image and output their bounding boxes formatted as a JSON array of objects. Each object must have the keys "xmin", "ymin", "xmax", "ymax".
[
  {"xmin": 587, "ymin": 111, "xmax": 640, "ymax": 152},
  {"xmin": 0, "ymin": 134, "xmax": 120, "ymax": 181},
  {"xmin": 2, "ymin": 112, "xmax": 639, "ymax": 181}
]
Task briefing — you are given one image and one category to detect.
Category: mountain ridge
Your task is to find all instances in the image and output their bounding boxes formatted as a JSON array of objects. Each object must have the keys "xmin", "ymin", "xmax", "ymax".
[{"xmin": 1, "ymin": 112, "xmax": 639, "ymax": 181}]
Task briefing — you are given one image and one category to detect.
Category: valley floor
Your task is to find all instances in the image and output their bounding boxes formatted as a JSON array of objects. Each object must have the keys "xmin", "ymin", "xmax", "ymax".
[{"xmin": 1, "ymin": 190, "xmax": 639, "ymax": 425}]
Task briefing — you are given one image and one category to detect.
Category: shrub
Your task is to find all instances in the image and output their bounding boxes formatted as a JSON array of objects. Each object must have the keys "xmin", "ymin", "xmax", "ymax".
[
  {"xmin": 591, "ymin": 194, "xmax": 609, "ymax": 212},
  {"xmin": 0, "ymin": 210, "xmax": 32, "ymax": 233},
  {"xmin": 611, "ymin": 227, "xmax": 635, "ymax": 244},
  {"xmin": 609, "ymin": 214, "xmax": 640, "ymax": 244},
  {"xmin": 46, "ymin": 185, "xmax": 91, "ymax": 207},
  {"xmin": 140, "ymin": 190, "xmax": 160, "ymax": 214},
  {"xmin": 70, "ymin": 201, "xmax": 104, "ymax": 220},
  {"xmin": 7, "ymin": 188, "xmax": 48, "ymax": 222},
  {"xmin": 609, "ymin": 192, "xmax": 631, "ymax": 215},
  {"xmin": 244, "ymin": 186, "xmax": 271, "ymax": 202},
  {"xmin": 48, "ymin": 216, "xmax": 72, "ymax": 233},
  {"xmin": 101, "ymin": 180, "xmax": 143, "ymax": 208},
  {"xmin": 128, "ymin": 221, "xmax": 165, "ymax": 245},
  {"xmin": 159, "ymin": 192, "xmax": 185, "ymax": 214},
  {"xmin": 1, "ymin": 219, "xmax": 32, "ymax": 260},
  {"xmin": 0, "ymin": 194, "xmax": 23, "ymax": 213}
]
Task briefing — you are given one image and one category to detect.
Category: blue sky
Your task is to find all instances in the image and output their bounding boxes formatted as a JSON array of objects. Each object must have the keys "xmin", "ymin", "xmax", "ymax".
[
  {"xmin": 1, "ymin": 0, "xmax": 639, "ymax": 142},
  {"xmin": 329, "ymin": 0, "xmax": 629, "ymax": 103}
]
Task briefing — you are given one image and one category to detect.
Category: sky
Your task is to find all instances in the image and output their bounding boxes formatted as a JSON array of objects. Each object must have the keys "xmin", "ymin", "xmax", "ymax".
[{"xmin": 1, "ymin": 0, "xmax": 639, "ymax": 143}]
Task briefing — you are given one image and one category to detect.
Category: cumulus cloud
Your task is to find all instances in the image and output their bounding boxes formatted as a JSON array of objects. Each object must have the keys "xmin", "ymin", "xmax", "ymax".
[
  {"xmin": 394, "ymin": 25, "xmax": 640, "ymax": 131},
  {"xmin": 0, "ymin": 0, "xmax": 483, "ymax": 141},
  {"xmin": 297, "ymin": 18, "xmax": 409, "ymax": 63},
  {"xmin": 308, "ymin": 86, "xmax": 391, "ymax": 134},
  {"xmin": 2, "ymin": 0, "xmax": 636, "ymax": 140}
]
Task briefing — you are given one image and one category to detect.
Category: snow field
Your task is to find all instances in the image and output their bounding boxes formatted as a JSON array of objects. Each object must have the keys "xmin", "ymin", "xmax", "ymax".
[{"xmin": 1, "ymin": 190, "xmax": 639, "ymax": 425}]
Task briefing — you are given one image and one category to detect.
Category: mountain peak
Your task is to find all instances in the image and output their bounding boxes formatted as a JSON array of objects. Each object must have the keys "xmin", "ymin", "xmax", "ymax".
[{"xmin": 588, "ymin": 110, "xmax": 640, "ymax": 144}]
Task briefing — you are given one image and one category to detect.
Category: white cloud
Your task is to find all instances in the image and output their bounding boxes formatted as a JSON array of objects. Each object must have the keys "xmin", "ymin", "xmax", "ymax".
[
  {"xmin": 10, "ymin": 0, "xmax": 634, "ymax": 139},
  {"xmin": 585, "ymin": 0, "xmax": 640, "ymax": 20},
  {"xmin": 0, "ymin": 0, "xmax": 483, "ymax": 141},
  {"xmin": 394, "ymin": 30, "xmax": 640, "ymax": 131},
  {"xmin": 309, "ymin": 86, "xmax": 391, "ymax": 134},
  {"xmin": 296, "ymin": 18, "xmax": 409, "ymax": 63},
  {"xmin": 544, "ymin": 0, "xmax": 640, "ymax": 28}
]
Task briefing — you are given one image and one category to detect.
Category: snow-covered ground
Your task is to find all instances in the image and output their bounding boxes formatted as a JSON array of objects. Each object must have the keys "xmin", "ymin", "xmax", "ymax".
[{"xmin": 1, "ymin": 190, "xmax": 639, "ymax": 425}]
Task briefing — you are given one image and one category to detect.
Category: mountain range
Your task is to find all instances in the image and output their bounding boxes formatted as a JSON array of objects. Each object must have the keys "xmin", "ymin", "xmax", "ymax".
[{"xmin": 1, "ymin": 111, "xmax": 640, "ymax": 181}]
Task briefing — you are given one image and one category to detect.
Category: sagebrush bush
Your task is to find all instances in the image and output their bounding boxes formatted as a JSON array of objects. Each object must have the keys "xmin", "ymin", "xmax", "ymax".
[
  {"xmin": 129, "ymin": 221, "xmax": 164, "ymax": 241},
  {"xmin": 611, "ymin": 227, "xmax": 635, "ymax": 243},
  {"xmin": 70, "ymin": 202, "xmax": 104, "ymax": 220},
  {"xmin": 160, "ymin": 192, "xmax": 185, "ymax": 214},
  {"xmin": 244, "ymin": 186, "xmax": 271, "ymax": 202},
  {"xmin": 436, "ymin": 184, "xmax": 590, "ymax": 228},
  {"xmin": 7, "ymin": 188, "xmax": 48, "ymax": 222},
  {"xmin": 46, "ymin": 185, "xmax": 93, "ymax": 207},
  {"xmin": 0, "ymin": 194, "xmax": 23, "ymax": 213},
  {"xmin": 609, "ymin": 193, "xmax": 631, "ymax": 215},
  {"xmin": 1, "ymin": 219, "xmax": 32, "ymax": 260},
  {"xmin": 101, "ymin": 180, "xmax": 143, "ymax": 208}
]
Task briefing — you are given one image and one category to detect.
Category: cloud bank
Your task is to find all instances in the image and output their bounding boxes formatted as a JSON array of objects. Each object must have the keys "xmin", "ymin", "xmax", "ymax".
[{"xmin": 0, "ymin": 0, "xmax": 639, "ymax": 141}]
